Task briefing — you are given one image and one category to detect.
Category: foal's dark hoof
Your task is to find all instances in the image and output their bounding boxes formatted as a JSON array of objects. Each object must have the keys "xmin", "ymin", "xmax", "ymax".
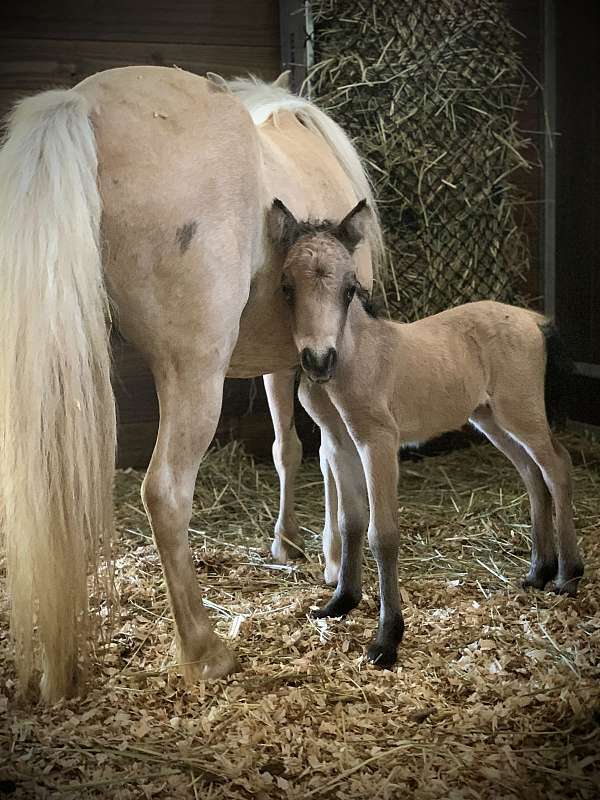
[
  {"xmin": 366, "ymin": 641, "xmax": 398, "ymax": 670},
  {"xmin": 311, "ymin": 591, "xmax": 361, "ymax": 619},
  {"xmin": 522, "ymin": 558, "xmax": 559, "ymax": 591},
  {"xmin": 553, "ymin": 563, "xmax": 584, "ymax": 597}
]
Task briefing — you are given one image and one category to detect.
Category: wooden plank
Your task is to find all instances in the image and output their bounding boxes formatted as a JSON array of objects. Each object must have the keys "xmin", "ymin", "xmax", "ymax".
[
  {"xmin": 506, "ymin": 0, "xmax": 544, "ymax": 305},
  {"xmin": 0, "ymin": 0, "xmax": 280, "ymax": 47},
  {"xmin": 0, "ymin": 37, "xmax": 280, "ymax": 116},
  {"xmin": 555, "ymin": 0, "xmax": 600, "ymax": 366}
]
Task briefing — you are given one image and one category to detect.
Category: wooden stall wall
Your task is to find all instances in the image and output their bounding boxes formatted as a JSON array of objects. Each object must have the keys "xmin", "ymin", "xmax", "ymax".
[
  {"xmin": 0, "ymin": 0, "xmax": 289, "ymax": 467},
  {"xmin": 507, "ymin": 0, "xmax": 544, "ymax": 305},
  {"xmin": 553, "ymin": 0, "xmax": 600, "ymax": 427}
]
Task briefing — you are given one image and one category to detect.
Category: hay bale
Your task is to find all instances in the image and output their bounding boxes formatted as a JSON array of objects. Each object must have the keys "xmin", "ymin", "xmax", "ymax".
[{"xmin": 309, "ymin": 0, "xmax": 534, "ymax": 319}]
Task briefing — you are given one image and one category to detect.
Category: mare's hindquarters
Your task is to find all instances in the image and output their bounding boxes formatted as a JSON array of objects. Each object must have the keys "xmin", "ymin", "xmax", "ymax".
[{"xmin": 82, "ymin": 67, "xmax": 266, "ymax": 681}]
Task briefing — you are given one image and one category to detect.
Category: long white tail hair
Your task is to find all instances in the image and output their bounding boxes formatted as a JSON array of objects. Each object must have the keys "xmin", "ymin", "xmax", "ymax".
[{"xmin": 0, "ymin": 90, "xmax": 116, "ymax": 702}]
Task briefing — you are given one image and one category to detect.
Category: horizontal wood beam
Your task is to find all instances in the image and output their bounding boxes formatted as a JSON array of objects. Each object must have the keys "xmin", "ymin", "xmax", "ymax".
[
  {"xmin": 0, "ymin": 0, "xmax": 280, "ymax": 48},
  {"xmin": 0, "ymin": 37, "xmax": 280, "ymax": 114}
]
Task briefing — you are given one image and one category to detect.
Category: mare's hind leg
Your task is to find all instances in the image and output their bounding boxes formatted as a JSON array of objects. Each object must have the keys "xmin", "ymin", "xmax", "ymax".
[
  {"xmin": 142, "ymin": 357, "xmax": 237, "ymax": 681},
  {"xmin": 490, "ymin": 402, "xmax": 584, "ymax": 595},
  {"xmin": 264, "ymin": 369, "xmax": 304, "ymax": 562},
  {"xmin": 470, "ymin": 405, "xmax": 557, "ymax": 589}
]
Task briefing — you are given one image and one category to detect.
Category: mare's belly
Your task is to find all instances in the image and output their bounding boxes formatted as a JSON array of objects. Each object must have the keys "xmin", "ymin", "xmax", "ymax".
[{"xmin": 226, "ymin": 275, "xmax": 298, "ymax": 378}]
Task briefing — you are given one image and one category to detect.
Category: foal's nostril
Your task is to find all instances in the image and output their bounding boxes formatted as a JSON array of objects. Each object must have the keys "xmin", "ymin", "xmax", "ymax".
[
  {"xmin": 301, "ymin": 347, "xmax": 338, "ymax": 379},
  {"xmin": 301, "ymin": 348, "xmax": 315, "ymax": 373},
  {"xmin": 325, "ymin": 347, "xmax": 337, "ymax": 374}
]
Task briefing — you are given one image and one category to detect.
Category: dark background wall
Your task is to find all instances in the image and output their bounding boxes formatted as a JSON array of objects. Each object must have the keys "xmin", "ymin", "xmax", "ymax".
[{"xmin": 553, "ymin": 0, "xmax": 600, "ymax": 428}]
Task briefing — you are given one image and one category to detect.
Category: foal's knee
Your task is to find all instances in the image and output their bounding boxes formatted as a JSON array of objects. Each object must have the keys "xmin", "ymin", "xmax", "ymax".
[{"xmin": 367, "ymin": 525, "xmax": 399, "ymax": 561}]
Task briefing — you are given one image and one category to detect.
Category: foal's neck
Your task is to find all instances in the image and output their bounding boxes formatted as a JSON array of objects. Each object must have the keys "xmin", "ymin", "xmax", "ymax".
[{"xmin": 339, "ymin": 298, "xmax": 395, "ymax": 363}]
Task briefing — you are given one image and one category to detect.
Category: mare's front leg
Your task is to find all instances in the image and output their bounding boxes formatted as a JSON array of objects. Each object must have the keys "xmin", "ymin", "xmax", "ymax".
[
  {"xmin": 299, "ymin": 380, "xmax": 368, "ymax": 612},
  {"xmin": 264, "ymin": 369, "xmax": 304, "ymax": 561},
  {"xmin": 354, "ymin": 422, "xmax": 404, "ymax": 668}
]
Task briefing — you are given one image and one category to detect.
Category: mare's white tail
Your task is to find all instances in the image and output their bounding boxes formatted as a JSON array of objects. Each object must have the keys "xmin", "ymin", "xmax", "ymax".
[{"xmin": 0, "ymin": 90, "xmax": 116, "ymax": 701}]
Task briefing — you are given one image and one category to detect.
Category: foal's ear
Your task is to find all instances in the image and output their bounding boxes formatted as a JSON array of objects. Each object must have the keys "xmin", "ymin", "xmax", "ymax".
[
  {"xmin": 268, "ymin": 198, "xmax": 299, "ymax": 251},
  {"xmin": 336, "ymin": 199, "xmax": 371, "ymax": 253}
]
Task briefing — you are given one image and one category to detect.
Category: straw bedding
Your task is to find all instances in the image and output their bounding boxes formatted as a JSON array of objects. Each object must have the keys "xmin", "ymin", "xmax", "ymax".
[{"xmin": 1, "ymin": 433, "xmax": 599, "ymax": 798}]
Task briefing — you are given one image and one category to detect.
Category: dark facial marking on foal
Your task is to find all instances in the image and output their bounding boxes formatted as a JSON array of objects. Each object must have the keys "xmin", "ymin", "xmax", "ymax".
[
  {"xmin": 342, "ymin": 272, "xmax": 358, "ymax": 308},
  {"xmin": 281, "ymin": 275, "xmax": 295, "ymax": 307},
  {"xmin": 175, "ymin": 221, "xmax": 198, "ymax": 254}
]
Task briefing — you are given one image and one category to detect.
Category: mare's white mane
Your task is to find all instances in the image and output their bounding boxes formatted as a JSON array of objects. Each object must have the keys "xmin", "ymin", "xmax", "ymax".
[{"xmin": 227, "ymin": 76, "xmax": 385, "ymax": 274}]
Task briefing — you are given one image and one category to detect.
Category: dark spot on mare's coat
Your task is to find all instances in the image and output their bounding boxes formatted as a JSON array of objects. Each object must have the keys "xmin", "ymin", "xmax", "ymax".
[{"xmin": 175, "ymin": 221, "xmax": 198, "ymax": 254}]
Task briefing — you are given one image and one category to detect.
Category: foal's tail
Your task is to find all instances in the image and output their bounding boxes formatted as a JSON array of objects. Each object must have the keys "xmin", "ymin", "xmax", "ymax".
[
  {"xmin": 0, "ymin": 90, "xmax": 116, "ymax": 701},
  {"xmin": 540, "ymin": 321, "xmax": 575, "ymax": 430}
]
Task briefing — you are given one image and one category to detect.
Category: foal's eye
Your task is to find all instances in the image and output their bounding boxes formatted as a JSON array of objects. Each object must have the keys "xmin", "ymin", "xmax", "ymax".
[
  {"xmin": 281, "ymin": 283, "xmax": 294, "ymax": 305},
  {"xmin": 344, "ymin": 285, "xmax": 356, "ymax": 305}
]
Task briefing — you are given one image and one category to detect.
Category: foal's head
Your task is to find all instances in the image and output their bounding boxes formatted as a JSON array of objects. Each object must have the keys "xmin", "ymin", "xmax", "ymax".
[{"xmin": 268, "ymin": 198, "xmax": 372, "ymax": 382}]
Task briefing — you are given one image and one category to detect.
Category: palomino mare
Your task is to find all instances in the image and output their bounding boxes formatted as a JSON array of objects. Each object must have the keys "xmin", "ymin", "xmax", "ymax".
[
  {"xmin": 267, "ymin": 199, "xmax": 584, "ymax": 667},
  {"xmin": 0, "ymin": 66, "xmax": 383, "ymax": 701}
]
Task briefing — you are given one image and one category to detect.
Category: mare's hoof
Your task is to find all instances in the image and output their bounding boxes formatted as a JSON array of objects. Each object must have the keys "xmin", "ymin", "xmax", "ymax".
[
  {"xmin": 271, "ymin": 533, "xmax": 305, "ymax": 564},
  {"xmin": 180, "ymin": 637, "xmax": 238, "ymax": 684},
  {"xmin": 522, "ymin": 558, "xmax": 559, "ymax": 591},
  {"xmin": 366, "ymin": 642, "xmax": 398, "ymax": 670},
  {"xmin": 311, "ymin": 591, "xmax": 361, "ymax": 619}
]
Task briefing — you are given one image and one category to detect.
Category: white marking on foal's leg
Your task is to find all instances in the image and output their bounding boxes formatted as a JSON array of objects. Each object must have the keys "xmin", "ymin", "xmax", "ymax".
[{"xmin": 320, "ymin": 446, "xmax": 341, "ymax": 585}]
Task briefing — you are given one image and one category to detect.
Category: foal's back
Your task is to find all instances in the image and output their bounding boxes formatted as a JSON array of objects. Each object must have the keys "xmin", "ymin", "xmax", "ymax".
[{"xmin": 386, "ymin": 301, "xmax": 547, "ymax": 441}]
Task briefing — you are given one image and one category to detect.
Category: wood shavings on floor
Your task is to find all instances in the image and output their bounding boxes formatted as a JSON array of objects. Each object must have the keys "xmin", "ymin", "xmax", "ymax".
[{"xmin": 1, "ymin": 434, "xmax": 599, "ymax": 799}]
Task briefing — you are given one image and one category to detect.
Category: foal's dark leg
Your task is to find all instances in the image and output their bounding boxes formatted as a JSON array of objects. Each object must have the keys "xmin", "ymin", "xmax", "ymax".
[
  {"xmin": 298, "ymin": 381, "xmax": 367, "ymax": 616},
  {"xmin": 313, "ymin": 428, "xmax": 368, "ymax": 617},
  {"xmin": 489, "ymin": 403, "xmax": 584, "ymax": 596},
  {"xmin": 470, "ymin": 406, "xmax": 558, "ymax": 589},
  {"xmin": 356, "ymin": 432, "xmax": 404, "ymax": 668}
]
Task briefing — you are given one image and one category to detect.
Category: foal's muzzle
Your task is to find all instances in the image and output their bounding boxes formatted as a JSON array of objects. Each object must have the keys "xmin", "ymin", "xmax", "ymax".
[{"xmin": 301, "ymin": 347, "xmax": 338, "ymax": 383}]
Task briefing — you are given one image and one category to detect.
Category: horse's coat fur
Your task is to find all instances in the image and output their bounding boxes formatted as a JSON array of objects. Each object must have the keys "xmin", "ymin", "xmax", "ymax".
[
  {"xmin": 271, "ymin": 201, "xmax": 585, "ymax": 667},
  {"xmin": 0, "ymin": 67, "xmax": 382, "ymax": 700}
]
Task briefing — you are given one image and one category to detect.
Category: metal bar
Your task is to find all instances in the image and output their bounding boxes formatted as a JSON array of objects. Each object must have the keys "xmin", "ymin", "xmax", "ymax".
[
  {"xmin": 575, "ymin": 362, "xmax": 600, "ymax": 380},
  {"xmin": 543, "ymin": 0, "xmax": 557, "ymax": 317},
  {"xmin": 279, "ymin": 0, "xmax": 314, "ymax": 94},
  {"xmin": 567, "ymin": 419, "xmax": 600, "ymax": 440}
]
